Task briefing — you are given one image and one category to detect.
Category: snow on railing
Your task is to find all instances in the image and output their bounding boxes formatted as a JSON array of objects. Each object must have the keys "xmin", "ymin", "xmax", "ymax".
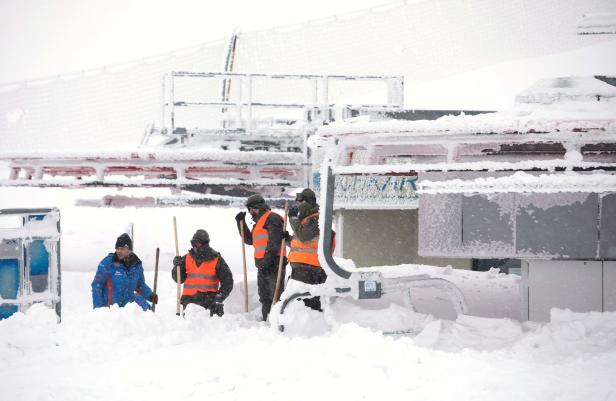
[
  {"xmin": 0, "ymin": 149, "xmax": 309, "ymax": 192},
  {"xmin": 163, "ymin": 71, "xmax": 404, "ymax": 138}
]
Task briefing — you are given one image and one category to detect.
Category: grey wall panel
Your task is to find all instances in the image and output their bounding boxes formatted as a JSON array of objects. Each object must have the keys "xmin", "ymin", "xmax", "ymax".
[
  {"xmin": 462, "ymin": 193, "xmax": 515, "ymax": 255},
  {"xmin": 516, "ymin": 193, "xmax": 598, "ymax": 259},
  {"xmin": 604, "ymin": 261, "xmax": 616, "ymax": 312},
  {"xmin": 600, "ymin": 194, "xmax": 616, "ymax": 258},
  {"xmin": 419, "ymin": 188, "xmax": 614, "ymax": 260},
  {"xmin": 418, "ymin": 193, "xmax": 462, "ymax": 257},
  {"xmin": 528, "ymin": 260, "xmax": 602, "ymax": 321}
]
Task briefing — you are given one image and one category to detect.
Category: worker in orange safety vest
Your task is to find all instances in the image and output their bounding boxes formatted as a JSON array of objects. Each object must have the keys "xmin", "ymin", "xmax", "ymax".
[
  {"xmin": 171, "ymin": 229, "xmax": 234, "ymax": 316},
  {"xmin": 235, "ymin": 194, "xmax": 287, "ymax": 321},
  {"xmin": 284, "ymin": 188, "xmax": 335, "ymax": 312}
]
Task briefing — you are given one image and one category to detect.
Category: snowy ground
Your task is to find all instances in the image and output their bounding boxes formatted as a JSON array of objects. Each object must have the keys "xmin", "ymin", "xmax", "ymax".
[
  {"xmin": 3, "ymin": 272, "xmax": 616, "ymax": 401},
  {"xmin": 1, "ymin": 187, "xmax": 616, "ymax": 400}
]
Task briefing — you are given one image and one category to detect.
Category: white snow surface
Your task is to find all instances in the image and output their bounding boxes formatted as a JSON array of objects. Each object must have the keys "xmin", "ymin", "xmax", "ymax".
[
  {"xmin": 1, "ymin": 187, "xmax": 616, "ymax": 400},
  {"xmin": 2, "ymin": 273, "xmax": 616, "ymax": 401},
  {"xmin": 420, "ymin": 171, "xmax": 616, "ymax": 194}
]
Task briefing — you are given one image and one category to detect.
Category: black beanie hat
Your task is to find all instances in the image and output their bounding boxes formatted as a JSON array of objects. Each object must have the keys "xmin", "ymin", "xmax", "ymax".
[
  {"xmin": 115, "ymin": 233, "xmax": 133, "ymax": 250},
  {"xmin": 296, "ymin": 188, "xmax": 317, "ymax": 205},
  {"xmin": 245, "ymin": 194, "xmax": 266, "ymax": 208},
  {"xmin": 192, "ymin": 229, "xmax": 210, "ymax": 244}
]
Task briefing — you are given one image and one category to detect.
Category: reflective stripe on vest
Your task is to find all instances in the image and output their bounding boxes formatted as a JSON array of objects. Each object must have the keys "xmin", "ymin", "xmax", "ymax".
[
  {"xmin": 252, "ymin": 210, "xmax": 286, "ymax": 260},
  {"xmin": 287, "ymin": 213, "xmax": 336, "ymax": 267},
  {"xmin": 182, "ymin": 254, "xmax": 220, "ymax": 296}
]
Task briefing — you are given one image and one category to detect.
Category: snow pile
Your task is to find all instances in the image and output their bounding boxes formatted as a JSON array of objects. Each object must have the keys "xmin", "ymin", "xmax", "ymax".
[
  {"xmin": 1, "ymin": 188, "xmax": 616, "ymax": 400},
  {"xmin": 355, "ymin": 264, "xmax": 521, "ymax": 320},
  {"xmin": 1, "ymin": 272, "xmax": 616, "ymax": 401}
]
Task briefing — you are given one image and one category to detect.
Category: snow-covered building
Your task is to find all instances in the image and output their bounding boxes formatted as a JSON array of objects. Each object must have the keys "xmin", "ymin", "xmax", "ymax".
[{"xmin": 311, "ymin": 76, "xmax": 616, "ymax": 320}]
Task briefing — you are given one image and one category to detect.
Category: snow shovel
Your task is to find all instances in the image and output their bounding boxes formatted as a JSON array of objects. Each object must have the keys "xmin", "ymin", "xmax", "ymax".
[
  {"xmin": 151, "ymin": 247, "xmax": 160, "ymax": 313},
  {"xmin": 273, "ymin": 201, "xmax": 288, "ymax": 304},
  {"xmin": 173, "ymin": 216, "xmax": 182, "ymax": 316},
  {"xmin": 240, "ymin": 222, "xmax": 249, "ymax": 313}
]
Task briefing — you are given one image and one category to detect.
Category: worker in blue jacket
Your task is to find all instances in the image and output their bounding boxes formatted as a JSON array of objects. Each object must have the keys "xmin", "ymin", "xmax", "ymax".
[{"xmin": 91, "ymin": 233, "xmax": 158, "ymax": 310}]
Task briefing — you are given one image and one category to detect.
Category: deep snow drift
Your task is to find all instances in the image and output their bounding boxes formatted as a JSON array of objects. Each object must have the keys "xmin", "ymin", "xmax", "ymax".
[
  {"xmin": 2, "ymin": 272, "xmax": 616, "ymax": 401},
  {"xmin": 1, "ymin": 187, "xmax": 616, "ymax": 401}
]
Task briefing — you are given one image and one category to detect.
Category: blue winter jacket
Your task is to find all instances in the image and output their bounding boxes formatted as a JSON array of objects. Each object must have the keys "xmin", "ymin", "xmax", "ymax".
[{"xmin": 91, "ymin": 253, "xmax": 153, "ymax": 310}]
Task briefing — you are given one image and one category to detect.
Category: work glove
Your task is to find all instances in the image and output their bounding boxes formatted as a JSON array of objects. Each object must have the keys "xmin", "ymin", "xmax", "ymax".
[
  {"xmin": 288, "ymin": 206, "xmax": 299, "ymax": 218},
  {"xmin": 209, "ymin": 298, "xmax": 224, "ymax": 317},
  {"xmin": 282, "ymin": 231, "xmax": 292, "ymax": 242},
  {"xmin": 173, "ymin": 256, "xmax": 182, "ymax": 266},
  {"xmin": 235, "ymin": 211, "xmax": 246, "ymax": 222},
  {"xmin": 149, "ymin": 293, "xmax": 158, "ymax": 304}
]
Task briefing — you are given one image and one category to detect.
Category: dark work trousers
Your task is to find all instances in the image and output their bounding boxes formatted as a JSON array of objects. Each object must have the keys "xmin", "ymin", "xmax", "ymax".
[{"xmin": 257, "ymin": 264, "xmax": 286, "ymax": 320}]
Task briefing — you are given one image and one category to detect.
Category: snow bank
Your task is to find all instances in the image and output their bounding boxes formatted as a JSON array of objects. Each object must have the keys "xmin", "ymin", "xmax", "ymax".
[
  {"xmin": 1, "ymin": 272, "xmax": 616, "ymax": 401},
  {"xmin": 1, "ymin": 188, "xmax": 616, "ymax": 400}
]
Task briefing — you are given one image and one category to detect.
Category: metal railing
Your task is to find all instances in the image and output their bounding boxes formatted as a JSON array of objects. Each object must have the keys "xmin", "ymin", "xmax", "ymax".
[{"xmin": 162, "ymin": 71, "xmax": 404, "ymax": 136}]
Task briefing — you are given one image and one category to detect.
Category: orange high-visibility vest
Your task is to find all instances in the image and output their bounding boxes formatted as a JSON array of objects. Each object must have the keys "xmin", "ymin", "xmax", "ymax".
[
  {"xmin": 182, "ymin": 254, "xmax": 220, "ymax": 296},
  {"xmin": 252, "ymin": 210, "xmax": 286, "ymax": 260},
  {"xmin": 288, "ymin": 213, "xmax": 336, "ymax": 267}
]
